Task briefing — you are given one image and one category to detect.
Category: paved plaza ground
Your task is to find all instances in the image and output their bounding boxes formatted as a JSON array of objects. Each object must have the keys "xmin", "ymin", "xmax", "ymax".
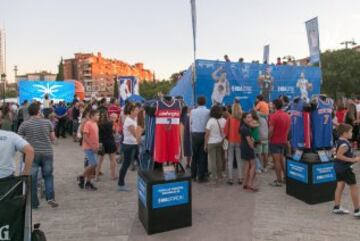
[{"xmin": 32, "ymin": 138, "xmax": 360, "ymax": 241}]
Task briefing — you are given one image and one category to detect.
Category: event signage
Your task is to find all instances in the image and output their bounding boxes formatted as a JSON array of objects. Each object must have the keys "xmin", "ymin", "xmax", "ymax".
[
  {"xmin": 118, "ymin": 76, "xmax": 139, "ymax": 106},
  {"xmin": 287, "ymin": 160, "xmax": 308, "ymax": 183},
  {"xmin": 18, "ymin": 80, "xmax": 75, "ymax": 104},
  {"xmin": 305, "ymin": 17, "xmax": 321, "ymax": 64},
  {"xmin": 137, "ymin": 176, "xmax": 147, "ymax": 207},
  {"xmin": 194, "ymin": 60, "xmax": 321, "ymax": 111},
  {"xmin": 312, "ymin": 163, "xmax": 336, "ymax": 184},
  {"xmin": 0, "ymin": 225, "xmax": 9, "ymax": 241},
  {"xmin": 152, "ymin": 181, "xmax": 189, "ymax": 209}
]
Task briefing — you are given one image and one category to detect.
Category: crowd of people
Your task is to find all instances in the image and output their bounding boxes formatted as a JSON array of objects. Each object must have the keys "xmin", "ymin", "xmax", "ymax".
[{"xmin": 2, "ymin": 93, "xmax": 360, "ymax": 216}]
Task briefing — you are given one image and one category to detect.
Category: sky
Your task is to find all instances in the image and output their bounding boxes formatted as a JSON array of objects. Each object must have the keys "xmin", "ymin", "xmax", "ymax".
[{"xmin": 1, "ymin": 0, "xmax": 360, "ymax": 83}]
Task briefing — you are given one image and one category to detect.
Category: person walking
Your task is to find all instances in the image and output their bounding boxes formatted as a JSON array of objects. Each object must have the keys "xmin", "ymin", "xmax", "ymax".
[
  {"xmin": 96, "ymin": 114, "xmax": 117, "ymax": 180},
  {"xmin": 269, "ymin": 99, "xmax": 291, "ymax": 187},
  {"xmin": 190, "ymin": 96, "xmax": 210, "ymax": 182},
  {"xmin": 18, "ymin": 102, "xmax": 59, "ymax": 208},
  {"xmin": 54, "ymin": 101, "xmax": 68, "ymax": 138},
  {"xmin": 224, "ymin": 100, "xmax": 243, "ymax": 185},
  {"xmin": 81, "ymin": 109, "xmax": 100, "ymax": 190},
  {"xmin": 204, "ymin": 105, "xmax": 226, "ymax": 184},
  {"xmin": 118, "ymin": 103, "xmax": 140, "ymax": 191},
  {"xmin": 240, "ymin": 112, "xmax": 258, "ymax": 192}
]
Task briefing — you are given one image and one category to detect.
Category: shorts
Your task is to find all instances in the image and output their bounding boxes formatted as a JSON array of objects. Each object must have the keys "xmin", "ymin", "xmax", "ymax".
[
  {"xmin": 336, "ymin": 168, "xmax": 357, "ymax": 185},
  {"xmin": 256, "ymin": 141, "xmax": 269, "ymax": 154},
  {"xmin": 269, "ymin": 144, "xmax": 285, "ymax": 154},
  {"xmin": 84, "ymin": 149, "xmax": 98, "ymax": 166}
]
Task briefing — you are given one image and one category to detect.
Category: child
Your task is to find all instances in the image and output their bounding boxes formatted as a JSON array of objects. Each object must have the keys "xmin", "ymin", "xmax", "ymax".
[
  {"xmin": 81, "ymin": 109, "xmax": 100, "ymax": 190},
  {"xmin": 333, "ymin": 123, "xmax": 360, "ymax": 216},
  {"xmin": 240, "ymin": 112, "xmax": 258, "ymax": 192}
]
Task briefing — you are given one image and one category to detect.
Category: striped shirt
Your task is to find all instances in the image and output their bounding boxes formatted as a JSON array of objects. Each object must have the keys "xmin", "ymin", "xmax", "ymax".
[{"xmin": 18, "ymin": 118, "xmax": 53, "ymax": 155}]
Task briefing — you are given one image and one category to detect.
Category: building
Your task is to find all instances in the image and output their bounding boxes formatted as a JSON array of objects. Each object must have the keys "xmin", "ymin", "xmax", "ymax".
[
  {"xmin": 63, "ymin": 52, "xmax": 153, "ymax": 97},
  {"xmin": 16, "ymin": 71, "xmax": 57, "ymax": 83}
]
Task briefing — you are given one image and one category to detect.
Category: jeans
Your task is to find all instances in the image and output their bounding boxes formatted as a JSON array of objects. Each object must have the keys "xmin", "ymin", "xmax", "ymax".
[
  {"xmin": 118, "ymin": 144, "xmax": 138, "ymax": 186},
  {"xmin": 208, "ymin": 142, "xmax": 223, "ymax": 180},
  {"xmin": 31, "ymin": 153, "xmax": 55, "ymax": 208},
  {"xmin": 191, "ymin": 133, "xmax": 207, "ymax": 180},
  {"xmin": 227, "ymin": 143, "xmax": 242, "ymax": 180}
]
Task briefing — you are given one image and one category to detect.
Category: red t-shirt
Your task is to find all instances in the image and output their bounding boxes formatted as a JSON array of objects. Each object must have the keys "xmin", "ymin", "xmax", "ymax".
[
  {"xmin": 269, "ymin": 110, "xmax": 290, "ymax": 144},
  {"xmin": 336, "ymin": 109, "xmax": 347, "ymax": 124}
]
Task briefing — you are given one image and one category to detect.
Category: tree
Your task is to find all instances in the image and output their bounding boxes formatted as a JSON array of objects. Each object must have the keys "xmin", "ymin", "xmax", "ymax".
[
  {"xmin": 56, "ymin": 57, "xmax": 64, "ymax": 81},
  {"xmin": 321, "ymin": 49, "xmax": 360, "ymax": 98},
  {"xmin": 113, "ymin": 77, "xmax": 119, "ymax": 98},
  {"xmin": 139, "ymin": 80, "xmax": 174, "ymax": 100}
]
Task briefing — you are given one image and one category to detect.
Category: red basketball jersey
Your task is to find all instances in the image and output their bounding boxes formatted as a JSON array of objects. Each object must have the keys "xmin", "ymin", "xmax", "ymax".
[
  {"xmin": 303, "ymin": 112, "xmax": 312, "ymax": 149},
  {"xmin": 153, "ymin": 99, "xmax": 182, "ymax": 163}
]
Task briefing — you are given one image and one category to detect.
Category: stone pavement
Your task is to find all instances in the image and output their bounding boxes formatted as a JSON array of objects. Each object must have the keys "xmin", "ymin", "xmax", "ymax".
[{"xmin": 32, "ymin": 138, "xmax": 360, "ymax": 241}]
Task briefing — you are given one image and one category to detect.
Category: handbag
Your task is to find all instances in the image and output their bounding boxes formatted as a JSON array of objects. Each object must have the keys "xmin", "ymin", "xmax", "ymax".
[{"xmin": 217, "ymin": 120, "xmax": 228, "ymax": 150}]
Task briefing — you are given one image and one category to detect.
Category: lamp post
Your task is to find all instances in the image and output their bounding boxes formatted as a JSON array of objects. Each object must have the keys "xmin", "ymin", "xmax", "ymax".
[
  {"xmin": 1, "ymin": 73, "xmax": 6, "ymax": 104},
  {"xmin": 340, "ymin": 40, "xmax": 357, "ymax": 49}
]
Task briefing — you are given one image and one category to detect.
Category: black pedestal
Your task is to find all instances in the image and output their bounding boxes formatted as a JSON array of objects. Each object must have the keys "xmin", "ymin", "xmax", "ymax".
[
  {"xmin": 137, "ymin": 170, "xmax": 192, "ymax": 235},
  {"xmin": 286, "ymin": 159, "xmax": 336, "ymax": 204}
]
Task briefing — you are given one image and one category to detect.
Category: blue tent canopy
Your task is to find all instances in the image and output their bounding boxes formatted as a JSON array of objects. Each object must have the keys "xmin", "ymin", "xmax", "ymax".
[{"xmin": 169, "ymin": 66, "xmax": 194, "ymax": 107}]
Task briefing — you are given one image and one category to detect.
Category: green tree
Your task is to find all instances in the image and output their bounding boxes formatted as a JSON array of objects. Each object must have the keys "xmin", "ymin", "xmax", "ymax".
[
  {"xmin": 321, "ymin": 49, "xmax": 360, "ymax": 98},
  {"xmin": 139, "ymin": 80, "xmax": 174, "ymax": 100},
  {"xmin": 113, "ymin": 77, "xmax": 119, "ymax": 98},
  {"xmin": 56, "ymin": 57, "xmax": 64, "ymax": 81}
]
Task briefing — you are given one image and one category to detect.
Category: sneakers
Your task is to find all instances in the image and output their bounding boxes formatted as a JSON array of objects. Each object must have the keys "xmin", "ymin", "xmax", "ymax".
[
  {"xmin": 47, "ymin": 200, "xmax": 59, "ymax": 208},
  {"xmin": 354, "ymin": 210, "xmax": 360, "ymax": 217},
  {"xmin": 269, "ymin": 180, "xmax": 283, "ymax": 187},
  {"xmin": 84, "ymin": 182, "xmax": 98, "ymax": 191},
  {"xmin": 118, "ymin": 185, "xmax": 131, "ymax": 192},
  {"xmin": 227, "ymin": 180, "xmax": 234, "ymax": 185},
  {"xmin": 77, "ymin": 175, "xmax": 84, "ymax": 189},
  {"xmin": 333, "ymin": 206, "xmax": 350, "ymax": 215}
]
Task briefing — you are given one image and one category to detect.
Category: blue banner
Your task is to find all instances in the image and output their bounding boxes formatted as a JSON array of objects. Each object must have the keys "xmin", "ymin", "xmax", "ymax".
[
  {"xmin": 195, "ymin": 60, "xmax": 321, "ymax": 111},
  {"xmin": 152, "ymin": 181, "xmax": 189, "ymax": 209},
  {"xmin": 287, "ymin": 160, "xmax": 308, "ymax": 183},
  {"xmin": 18, "ymin": 81, "xmax": 75, "ymax": 104},
  {"xmin": 305, "ymin": 17, "xmax": 320, "ymax": 64},
  {"xmin": 137, "ymin": 176, "xmax": 147, "ymax": 207},
  {"xmin": 118, "ymin": 76, "xmax": 139, "ymax": 106},
  {"xmin": 312, "ymin": 163, "xmax": 336, "ymax": 184}
]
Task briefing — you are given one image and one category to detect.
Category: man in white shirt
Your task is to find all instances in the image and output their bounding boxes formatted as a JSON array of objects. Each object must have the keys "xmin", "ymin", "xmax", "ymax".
[
  {"xmin": 0, "ymin": 130, "xmax": 34, "ymax": 179},
  {"xmin": 190, "ymin": 96, "xmax": 210, "ymax": 182}
]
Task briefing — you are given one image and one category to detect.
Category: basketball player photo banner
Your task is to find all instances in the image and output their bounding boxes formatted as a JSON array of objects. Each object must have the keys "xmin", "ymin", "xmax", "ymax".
[
  {"xmin": 193, "ymin": 59, "xmax": 321, "ymax": 111},
  {"xmin": 118, "ymin": 76, "xmax": 140, "ymax": 106},
  {"xmin": 305, "ymin": 17, "xmax": 320, "ymax": 64}
]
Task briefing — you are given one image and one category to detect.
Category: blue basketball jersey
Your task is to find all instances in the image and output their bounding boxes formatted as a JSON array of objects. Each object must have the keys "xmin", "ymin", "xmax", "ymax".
[
  {"xmin": 311, "ymin": 97, "xmax": 334, "ymax": 149},
  {"xmin": 289, "ymin": 99, "xmax": 304, "ymax": 148}
]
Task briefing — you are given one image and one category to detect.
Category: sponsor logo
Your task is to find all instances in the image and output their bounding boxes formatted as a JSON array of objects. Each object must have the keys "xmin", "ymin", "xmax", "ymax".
[{"xmin": 0, "ymin": 225, "xmax": 9, "ymax": 241}]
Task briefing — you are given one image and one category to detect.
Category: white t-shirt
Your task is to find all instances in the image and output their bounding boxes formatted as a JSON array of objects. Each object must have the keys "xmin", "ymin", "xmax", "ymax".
[
  {"xmin": 206, "ymin": 117, "xmax": 226, "ymax": 144},
  {"xmin": 123, "ymin": 116, "xmax": 138, "ymax": 145},
  {"xmin": 356, "ymin": 104, "xmax": 360, "ymax": 113},
  {"xmin": 0, "ymin": 130, "xmax": 28, "ymax": 178}
]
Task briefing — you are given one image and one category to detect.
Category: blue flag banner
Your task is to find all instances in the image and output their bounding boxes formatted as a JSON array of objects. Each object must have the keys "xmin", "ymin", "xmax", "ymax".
[
  {"xmin": 305, "ymin": 17, "xmax": 320, "ymax": 64},
  {"xmin": 263, "ymin": 44, "xmax": 270, "ymax": 64},
  {"xmin": 18, "ymin": 81, "xmax": 75, "ymax": 104},
  {"xmin": 118, "ymin": 76, "xmax": 139, "ymax": 106},
  {"xmin": 193, "ymin": 60, "xmax": 321, "ymax": 111}
]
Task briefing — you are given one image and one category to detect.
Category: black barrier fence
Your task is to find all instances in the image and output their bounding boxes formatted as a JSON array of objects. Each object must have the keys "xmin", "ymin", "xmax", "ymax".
[{"xmin": 0, "ymin": 176, "xmax": 32, "ymax": 241}]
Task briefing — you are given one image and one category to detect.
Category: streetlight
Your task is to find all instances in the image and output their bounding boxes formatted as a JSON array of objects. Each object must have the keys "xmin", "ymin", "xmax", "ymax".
[
  {"xmin": 1, "ymin": 73, "xmax": 6, "ymax": 104},
  {"xmin": 340, "ymin": 40, "xmax": 357, "ymax": 49}
]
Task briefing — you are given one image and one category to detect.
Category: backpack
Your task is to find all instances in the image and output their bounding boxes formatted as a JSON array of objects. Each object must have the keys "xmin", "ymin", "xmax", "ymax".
[{"xmin": 32, "ymin": 223, "xmax": 47, "ymax": 241}]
